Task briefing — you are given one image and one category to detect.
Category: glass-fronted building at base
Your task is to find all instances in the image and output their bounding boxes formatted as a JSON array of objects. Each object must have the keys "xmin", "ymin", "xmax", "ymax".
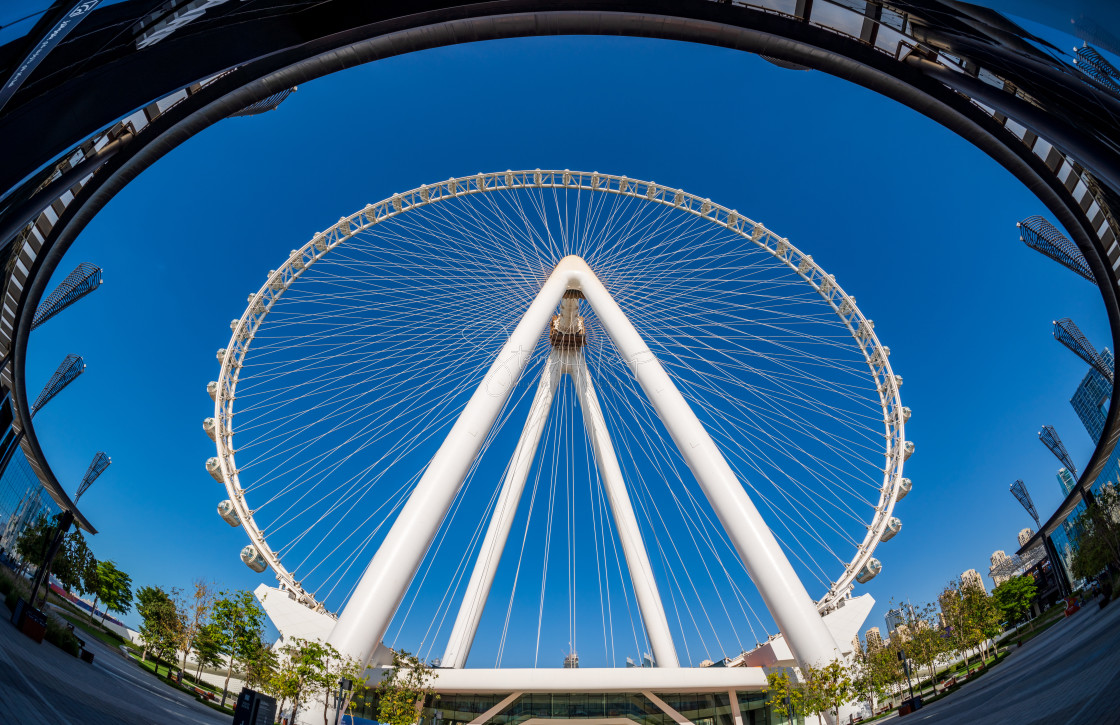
[
  {"xmin": 343, "ymin": 689, "xmax": 786, "ymax": 725},
  {"xmin": 0, "ymin": 447, "xmax": 60, "ymax": 555},
  {"xmin": 1054, "ymin": 349, "xmax": 1120, "ymax": 584}
]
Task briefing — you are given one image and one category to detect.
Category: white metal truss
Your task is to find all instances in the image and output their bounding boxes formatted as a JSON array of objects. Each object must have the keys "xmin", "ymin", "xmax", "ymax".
[
  {"xmin": 211, "ymin": 169, "xmax": 907, "ymax": 634},
  {"xmin": 326, "ymin": 255, "xmax": 844, "ymax": 677}
]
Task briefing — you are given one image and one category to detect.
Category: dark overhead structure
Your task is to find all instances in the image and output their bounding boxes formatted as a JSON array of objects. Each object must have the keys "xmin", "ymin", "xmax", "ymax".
[
  {"xmin": 1010, "ymin": 479, "xmax": 1041, "ymax": 529},
  {"xmin": 1019, "ymin": 216, "xmax": 1097, "ymax": 283},
  {"xmin": 0, "ymin": 0, "xmax": 1119, "ymax": 547},
  {"xmin": 1039, "ymin": 425, "xmax": 1079, "ymax": 479},
  {"xmin": 31, "ymin": 262, "xmax": 103, "ymax": 330},
  {"xmin": 1075, "ymin": 46, "xmax": 1120, "ymax": 94},
  {"xmin": 29, "ymin": 353, "xmax": 84, "ymax": 417},
  {"xmin": 75, "ymin": 451, "xmax": 110, "ymax": 502},
  {"xmin": 1054, "ymin": 317, "xmax": 1114, "ymax": 384}
]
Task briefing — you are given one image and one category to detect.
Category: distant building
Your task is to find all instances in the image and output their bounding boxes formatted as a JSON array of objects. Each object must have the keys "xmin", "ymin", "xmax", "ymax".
[
  {"xmin": 865, "ymin": 627, "xmax": 883, "ymax": 650},
  {"xmin": 1018, "ymin": 528, "xmax": 1034, "ymax": 547},
  {"xmin": 563, "ymin": 652, "xmax": 579, "ymax": 668},
  {"xmin": 990, "ymin": 550, "xmax": 1012, "ymax": 586},
  {"xmin": 1057, "ymin": 468, "xmax": 1077, "ymax": 497},
  {"xmin": 961, "ymin": 569, "xmax": 984, "ymax": 591},
  {"xmin": 884, "ymin": 604, "xmax": 916, "ymax": 634}
]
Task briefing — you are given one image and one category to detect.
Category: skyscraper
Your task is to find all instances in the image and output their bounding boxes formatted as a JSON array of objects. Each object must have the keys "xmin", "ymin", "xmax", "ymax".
[
  {"xmin": 865, "ymin": 627, "xmax": 883, "ymax": 650},
  {"xmin": 884, "ymin": 604, "xmax": 916, "ymax": 634},
  {"xmin": 1057, "ymin": 468, "xmax": 1077, "ymax": 497},
  {"xmin": 1071, "ymin": 348, "xmax": 1113, "ymax": 444},
  {"xmin": 1018, "ymin": 527, "xmax": 1034, "ymax": 547},
  {"xmin": 961, "ymin": 568, "xmax": 984, "ymax": 590}
]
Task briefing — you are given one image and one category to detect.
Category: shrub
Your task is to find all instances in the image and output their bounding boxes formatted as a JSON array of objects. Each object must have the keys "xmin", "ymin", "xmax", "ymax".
[
  {"xmin": 45, "ymin": 619, "xmax": 81, "ymax": 657},
  {"xmin": 4, "ymin": 589, "xmax": 20, "ymax": 612}
]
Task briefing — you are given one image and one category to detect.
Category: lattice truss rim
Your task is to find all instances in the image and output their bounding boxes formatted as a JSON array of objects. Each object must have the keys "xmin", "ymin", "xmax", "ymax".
[{"xmin": 210, "ymin": 169, "xmax": 909, "ymax": 615}]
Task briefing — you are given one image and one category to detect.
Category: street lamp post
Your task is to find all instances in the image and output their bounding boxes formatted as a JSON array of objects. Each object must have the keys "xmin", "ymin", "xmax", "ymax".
[
  {"xmin": 898, "ymin": 649, "xmax": 915, "ymax": 704},
  {"xmin": 335, "ymin": 677, "xmax": 353, "ymax": 725}
]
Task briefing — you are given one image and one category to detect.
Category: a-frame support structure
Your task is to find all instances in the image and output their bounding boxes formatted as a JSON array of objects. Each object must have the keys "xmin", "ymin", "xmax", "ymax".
[{"xmin": 327, "ymin": 255, "xmax": 840, "ymax": 675}]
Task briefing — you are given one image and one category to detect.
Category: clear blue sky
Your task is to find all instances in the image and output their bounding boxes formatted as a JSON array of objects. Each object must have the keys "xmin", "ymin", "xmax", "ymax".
[{"xmin": 24, "ymin": 31, "xmax": 1112, "ymax": 659}]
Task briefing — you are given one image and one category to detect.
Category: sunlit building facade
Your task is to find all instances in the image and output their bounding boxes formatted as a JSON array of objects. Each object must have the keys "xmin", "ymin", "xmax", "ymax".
[{"xmin": 1057, "ymin": 468, "xmax": 1077, "ymax": 497}]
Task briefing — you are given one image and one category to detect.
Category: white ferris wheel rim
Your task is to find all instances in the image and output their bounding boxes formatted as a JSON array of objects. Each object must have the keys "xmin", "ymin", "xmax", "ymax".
[{"xmin": 210, "ymin": 168, "xmax": 908, "ymax": 616}]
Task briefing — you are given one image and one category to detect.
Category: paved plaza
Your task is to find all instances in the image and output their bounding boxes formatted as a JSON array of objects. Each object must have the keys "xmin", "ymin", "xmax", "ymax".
[
  {"xmin": 903, "ymin": 594, "xmax": 1120, "ymax": 724},
  {"xmin": 0, "ymin": 607, "xmax": 227, "ymax": 725}
]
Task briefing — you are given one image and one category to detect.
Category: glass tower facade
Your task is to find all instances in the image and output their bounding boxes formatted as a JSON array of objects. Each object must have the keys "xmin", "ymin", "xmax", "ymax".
[
  {"xmin": 1070, "ymin": 348, "xmax": 1113, "ymax": 445},
  {"xmin": 0, "ymin": 447, "xmax": 60, "ymax": 554}
]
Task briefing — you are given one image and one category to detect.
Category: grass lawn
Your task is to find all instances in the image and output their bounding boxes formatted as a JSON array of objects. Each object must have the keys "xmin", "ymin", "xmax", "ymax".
[
  {"xmin": 130, "ymin": 654, "xmax": 236, "ymax": 715},
  {"xmin": 56, "ymin": 612, "xmax": 140, "ymax": 653}
]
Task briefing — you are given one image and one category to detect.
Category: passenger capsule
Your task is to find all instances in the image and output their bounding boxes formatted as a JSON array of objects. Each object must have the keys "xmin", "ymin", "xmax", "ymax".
[
  {"xmin": 207, "ymin": 381, "xmax": 218, "ymax": 401},
  {"xmin": 203, "ymin": 418, "xmax": 216, "ymax": 441},
  {"xmin": 901, "ymin": 406, "xmax": 912, "ymax": 423},
  {"xmin": 218, "ymin": 500, "xmax": 241, "ymax": 527},
  {"xmin": 240, "ymin": 545, "xmax": 267, "ymax": 572},
  {"xmin": 206, "ymin": 457, "xmax": 224, "ymax": 483},
  {"xmin": 903, "ymin": 441, "xmax": 914, "ymax": 460},
  {"xmin": 855, "ymin": 558, "xmax": 882, "ymax": 584},
  {"xmin": 216, "ymin": 348, "xmax": 227, "ymax": 363},
  {"xmin": 268, "ymin": 271, "xmax": 283, "ymax": 291},
  {"xmin": 897, "ymin": 478, "xmax": 912, "ymax": 500},
  {"xmin": 880, "ymin": 517, "xmax": 902, "ymax": 542}
]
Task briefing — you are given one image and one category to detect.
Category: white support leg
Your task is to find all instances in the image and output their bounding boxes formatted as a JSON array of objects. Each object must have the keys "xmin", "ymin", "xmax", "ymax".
[
  {"xmin": 442, "ymin": 351, "xmax": 563, "ymax": 668},
  {"xmin": 326, "ymin": 263, "xmax": 573, "ymax": 668},
  {"xmin": 566, "ymin": 256, "xmax": 842, "ymax": 672},
  {"xmin": 568, "ymin": 350, "xmax": 679, "ymax": 668}
]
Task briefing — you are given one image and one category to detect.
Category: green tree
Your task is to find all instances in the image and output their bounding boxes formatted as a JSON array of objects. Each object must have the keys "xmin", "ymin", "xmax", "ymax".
[
  {"xmin": 179, "ymin": 578, "xmax": 216, "ymax": 677},
  {"xmin": 377, "ymin": 650, "xmax": 438, "ymax": 725},
  {"xmin": 1071, "ymin": 484, "xmax": 1120, "ymax": 580},
  {"xmin": 764, "ymin": 669, "xmax": 804, "ymax": 723},
  {"xmin": 136, "ymin": 585, "xmax": 184, "ymax": 675},
  {"xmin": 941, "ymin": 577, "xmax": 999, "ymax": 676},
  {"xmin": 899, "ymin": 602, "xmax": 948, "ymax": 691},
  {"xmin": 211, "ymin": 589, "xmax": 267, "ymax": 707},
  {"xmin": 89, "ymin": 560, "xmax": 133, "ymax": 625},
  {"xmin": 193, "ymin": 623, "xmax": 224, "ymax": 682},
  {"xmin": 279, "ymin": 638, "xmax": 331, "ymax": 724},
  {"xmin": 850, "ymin": 639, "xmax": 898, "ymax": 714},
  {"xmin": 15, "ymin": 514, "xmax": 53, "ymax": 572},
  {"xmin": 804, "ymin": 659, "xmax": 852, "ymax": 723},
  {"xmin": 318, "ymin": 643, "xmax": 365, "ymax": 725},
  {"xmin": 963, "ymin": 580, "xmax": 1001, "ymax": 664},
  {"xmin": 243, "ymin": 638, "xmax": 278, "ymax": 690},
  {"xmin": 54, "ymin": 529, "xmax": 96, "ymax": 597},
  {"xmin": 992, "ymin": 575, "xmax": 1037, "ymax": 632}
]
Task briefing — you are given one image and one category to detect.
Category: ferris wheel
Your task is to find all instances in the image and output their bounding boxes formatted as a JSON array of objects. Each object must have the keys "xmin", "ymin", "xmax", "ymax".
[{"xmin": 205, "ymin": 170, "xmax": 911, "ymax": 669}]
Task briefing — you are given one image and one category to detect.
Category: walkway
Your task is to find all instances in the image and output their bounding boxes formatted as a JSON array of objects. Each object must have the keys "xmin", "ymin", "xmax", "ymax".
[
  {"xmin": 905, "ymin": 594, "xmax": 1120, "ymax": 724},
  {"xmin": 0, "ymin": 607, "xmax": 228, "ymax": 724}
]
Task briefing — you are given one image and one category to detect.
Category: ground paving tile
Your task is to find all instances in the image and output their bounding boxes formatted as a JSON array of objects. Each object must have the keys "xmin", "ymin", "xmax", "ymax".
[
  {"xmin": 901, "ymin": 594, "xmax": 1120, "ymax": 724},
  {"xmin": 0, "ymin": 605, "xmax": 228, "ymax": 724}
]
